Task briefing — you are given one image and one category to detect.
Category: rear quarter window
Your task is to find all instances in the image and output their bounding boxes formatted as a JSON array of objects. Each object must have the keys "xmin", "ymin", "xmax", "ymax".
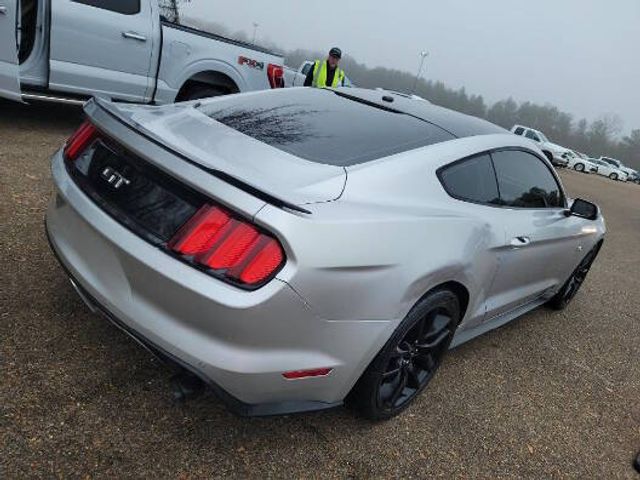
[{"xmin": 439, "ymin": 154, "xmax": 500, "ymax": 204}]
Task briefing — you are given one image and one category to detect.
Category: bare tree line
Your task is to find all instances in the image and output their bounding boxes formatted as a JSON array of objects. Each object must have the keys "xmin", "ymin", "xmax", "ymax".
[{"xmin": 163, "ymin": 7, "xmax": 640, "ymax": 170}]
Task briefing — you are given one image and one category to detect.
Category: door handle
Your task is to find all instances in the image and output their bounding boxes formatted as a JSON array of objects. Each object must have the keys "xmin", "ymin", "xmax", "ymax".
[
  {"xmin": 510, "ymin": 236, "xmax": 531, "ymax": 247},
  {"xmin": 122, "ymin": 31, "xmax": 147, "ymax": 42},
  {"xmin": 0, "ymin": 6, "xmax": 7, "ymax": 15}
]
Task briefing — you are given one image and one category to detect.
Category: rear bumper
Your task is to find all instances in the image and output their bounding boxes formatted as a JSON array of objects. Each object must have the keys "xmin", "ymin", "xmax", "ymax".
[
  {"xmin": 46, "ymin": 149, "xmax": 387, "ymax": 415},
  {"xmin": 46, "ymin": 228, "xmax": 337, "ymax": 416}
]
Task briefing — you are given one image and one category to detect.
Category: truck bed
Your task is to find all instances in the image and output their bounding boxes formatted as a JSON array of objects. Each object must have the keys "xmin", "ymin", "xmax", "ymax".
[{"xmin": 160, "ymin": 21, "xmax": 281, "ymax": 57}]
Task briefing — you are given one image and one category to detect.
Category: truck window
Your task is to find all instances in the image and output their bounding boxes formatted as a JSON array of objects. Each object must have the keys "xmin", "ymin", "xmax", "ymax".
[
  {"xmin": 18, "ymin": 0, "xmax": 38, "ymax": 64},
  {"xmin": 513, "ymin": 127, "xmax": 525, "ymax": 135},
  {"xmin": 525, "ymin": 130, "xmax": 541, "ymax": 142},
  {"xmin": 301, "ymin": 63, "xmax": 313, "ymax": 76},
  {"xmin": 72, "ymin": 0, "xmax": 141, "ymax": 15}
]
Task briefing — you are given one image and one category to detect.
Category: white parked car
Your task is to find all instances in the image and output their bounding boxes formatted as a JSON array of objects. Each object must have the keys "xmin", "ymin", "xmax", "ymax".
[
  {"xmin": 0, "ymin": 0, "xmax": 285, "ymax": 105},
  {"xmin": 598, "ymin": 157, "xmax": 634, "ymax": 182},
  {"xmin": 590, "ymin": 159, "xmax": 628, "ymax": 181},
  {"xmin": 565, "ymin": 152, "xmax": 598, "ymax": 174},
  {"xmin": 510, "ymin": 125, "xmax": 572, "ymax": 168}
]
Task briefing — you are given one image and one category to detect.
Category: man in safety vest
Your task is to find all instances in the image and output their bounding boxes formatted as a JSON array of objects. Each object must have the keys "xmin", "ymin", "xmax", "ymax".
[{"xmin": 304, "ymin": 47, "xmax": 346, "ymax": 88}]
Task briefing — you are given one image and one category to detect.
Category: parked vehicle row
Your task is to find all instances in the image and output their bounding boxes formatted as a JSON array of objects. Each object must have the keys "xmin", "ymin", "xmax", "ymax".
[
  {"xmin": 0, "ymin": 0, "xmax": 285, "ymax": 105},
  {"xmin": 510, "ymin": 125, "xmax": 638, "ymax": 184}
]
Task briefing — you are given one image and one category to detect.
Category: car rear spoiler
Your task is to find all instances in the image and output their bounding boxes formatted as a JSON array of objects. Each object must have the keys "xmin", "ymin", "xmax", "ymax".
[{"xmin": 89, "ymin": 98, "xmax": 311, "ymax": 215}]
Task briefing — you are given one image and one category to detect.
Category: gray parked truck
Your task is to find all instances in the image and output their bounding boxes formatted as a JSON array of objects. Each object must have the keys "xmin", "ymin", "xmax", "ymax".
[{"xmin": 0, "ymin": 0, "xmax": 284, "ymax": 104}]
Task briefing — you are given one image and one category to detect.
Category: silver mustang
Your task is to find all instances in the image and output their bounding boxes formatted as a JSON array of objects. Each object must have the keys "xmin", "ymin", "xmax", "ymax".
[{"xmin": 46, "ymin": 88, "xmax": 605, "ymax": 419}]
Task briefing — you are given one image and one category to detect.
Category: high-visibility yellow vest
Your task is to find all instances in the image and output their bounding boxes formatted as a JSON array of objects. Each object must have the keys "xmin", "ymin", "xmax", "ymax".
[{"xmin": 311, "ymin": 60, "xmax": 345, "ymax": 88}]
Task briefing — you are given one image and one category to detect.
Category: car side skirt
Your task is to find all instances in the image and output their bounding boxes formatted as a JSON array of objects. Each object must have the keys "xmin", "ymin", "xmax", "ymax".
[{"xmin": 450, "ymin": 296, "xmax": 549, "ymax": 348}]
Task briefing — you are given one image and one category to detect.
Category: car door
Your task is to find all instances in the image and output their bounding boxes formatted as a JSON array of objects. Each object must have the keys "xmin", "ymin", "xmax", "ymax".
[
  {"xmin": 0, "ymin": 0, "xmax": 22, "ymax": 101},
  {"xmin": 484, "ymin": 149, "xmax": 584, "ymax": 320},
  {"xmin": 49, "ymin": 0, "xmax": 154, "ymax": 102}
]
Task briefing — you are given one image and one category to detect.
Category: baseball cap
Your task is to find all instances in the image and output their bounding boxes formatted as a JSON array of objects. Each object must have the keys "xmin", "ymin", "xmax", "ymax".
[{"xmin": 329, "ymin": 47, "xmax": 342, "ymax": 59}]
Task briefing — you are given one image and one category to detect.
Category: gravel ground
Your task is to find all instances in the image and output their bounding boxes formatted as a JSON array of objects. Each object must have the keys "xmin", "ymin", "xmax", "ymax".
[{"xmin": 1, "ymin": 99, "xmax": 639, "ymax": 479}]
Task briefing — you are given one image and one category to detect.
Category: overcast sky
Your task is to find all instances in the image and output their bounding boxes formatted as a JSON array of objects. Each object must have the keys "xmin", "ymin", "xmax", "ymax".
[{"xmin": 182, "ymin": 0, "xmax": 640, "ymax": 133}]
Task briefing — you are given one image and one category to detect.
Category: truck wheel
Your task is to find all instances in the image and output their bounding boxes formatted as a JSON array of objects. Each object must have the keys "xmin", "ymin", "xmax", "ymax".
[
  {"xmin": 609, "ymin": 173, "xmax": 618, "ymax": 181},
  {"xmin": 180, "ymin": 85, "xmax": 226, "ymax": 101},
  {"xmin": 543, "ymin": 151, "xmax": 554, "ymax": 164},
  {"xmin": 574, "ymin": 163, "xmax": 584, "ymax": 172}
]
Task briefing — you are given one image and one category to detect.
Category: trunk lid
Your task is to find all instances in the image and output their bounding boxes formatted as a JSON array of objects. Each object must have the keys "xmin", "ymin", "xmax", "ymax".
[{"xmin": 102, "ymin": 100, "xmax": 347, "ymax": 206}]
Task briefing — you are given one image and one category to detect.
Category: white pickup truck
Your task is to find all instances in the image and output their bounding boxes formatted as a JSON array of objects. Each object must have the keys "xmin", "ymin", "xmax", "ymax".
[
  {"xmin": 0, "ymin": 0, "xmax": 285, "ymax": 105},
  {"xmin": 510, "ymin": 124, "xmax": 572, "ymax": 167}
]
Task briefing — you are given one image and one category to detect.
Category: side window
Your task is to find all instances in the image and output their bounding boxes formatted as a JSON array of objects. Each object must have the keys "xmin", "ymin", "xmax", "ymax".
[
  {"xmin": 301, "ymin": 63, "xmax": 313, "ymax": 75},
  {"xmin": 513, "ymin": 127, "xmax": 525, "ymax": 136},
  {"xmin": 492, "ymin": 150, "xmax": 563, "ymax": 208},
  {"xmin": 525, "ymin": 130, "xmax": 541, "ymax": 142},
  {"xmin": 72, "ymin": 0, "xmax": 141, "ymax": 15},
  {"xmin": 439, "ymin": 154, "xmax": 500, "ymax": 204}
]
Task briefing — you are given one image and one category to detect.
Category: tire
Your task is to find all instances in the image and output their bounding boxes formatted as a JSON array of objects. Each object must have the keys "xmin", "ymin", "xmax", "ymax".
[
  {"xmin": 609, "ymin": 173, "xmax": 618, "ymax": 181},
  {"xmin": 548, "ymin": 242, "xmax": 602, "ymax": 310},
  {"xmin": 543, "ymin": 151, "xmax": 554, "ymax": 163},
  {"xmin": 574, "ymin": 163, "xmax": 585, "ymax": 172},
  {"xmin": 348, "ymin": 289, "xmax": 460, "ymax": 420},
  {"xmin": 179, "ymin": 85, "xmax": 226, "ymax": 101}
]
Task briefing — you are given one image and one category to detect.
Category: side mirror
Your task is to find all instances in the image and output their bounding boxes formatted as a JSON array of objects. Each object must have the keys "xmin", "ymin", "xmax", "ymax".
[{"xmin": 565, "ymin": 198, "xmax": 599, "ymax": 220}]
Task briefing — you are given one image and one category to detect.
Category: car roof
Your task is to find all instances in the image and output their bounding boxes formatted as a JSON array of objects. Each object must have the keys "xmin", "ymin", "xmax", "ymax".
[
  {"xmin": 199, "ymin": 88, "xmax": 506, "ymax": 167},
  {"xmin": 340, "ymin": 88, "xmax": 505, "ymax": 137}
]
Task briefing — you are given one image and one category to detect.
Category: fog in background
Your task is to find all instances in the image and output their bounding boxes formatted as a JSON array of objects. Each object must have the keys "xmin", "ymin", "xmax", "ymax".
[
  {"xmin": 161, "ymin": 0, "xmax": 640, "ymax": 167},
  {"xmin": 180, "ymin": 0, "xmax": 639, "ymax": 132}
]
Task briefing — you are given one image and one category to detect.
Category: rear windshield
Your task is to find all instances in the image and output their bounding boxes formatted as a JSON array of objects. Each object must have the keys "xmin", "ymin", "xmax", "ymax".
[{"xmin": 197, "ymin": 89, "xmax": 455, "ymax": 166}]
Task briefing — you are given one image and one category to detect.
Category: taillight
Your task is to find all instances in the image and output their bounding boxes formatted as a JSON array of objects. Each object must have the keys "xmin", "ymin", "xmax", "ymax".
[
  {"xmin": 267, "ymin": 63, "xmax": 284, "ymax": 89},
  {"xmin": 168, "ymin": 204, "xmax": 285, "ymax": 287},
  {"xmin": 64, "ymin": 120, "xmax": 98, "ymax": 160}
]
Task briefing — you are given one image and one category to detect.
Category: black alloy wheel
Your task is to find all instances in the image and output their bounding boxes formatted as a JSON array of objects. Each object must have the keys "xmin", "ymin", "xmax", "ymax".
[
  {"xmin": 549, "ymin": 242, "xmax": 602, "ymax": 310},
  {"xmin": 349, "ymin": 289, "xmax": 460, "ymax": 420}
]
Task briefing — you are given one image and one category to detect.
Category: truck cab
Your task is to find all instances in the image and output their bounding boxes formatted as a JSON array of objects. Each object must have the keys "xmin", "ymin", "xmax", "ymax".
[
  {"xmin": 510, "ymin": 124, "xmax": 571, "ymax": 168},
  {"xmin": 0, "ymin": 0, "xmax": 284, "ymax": 104}
]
